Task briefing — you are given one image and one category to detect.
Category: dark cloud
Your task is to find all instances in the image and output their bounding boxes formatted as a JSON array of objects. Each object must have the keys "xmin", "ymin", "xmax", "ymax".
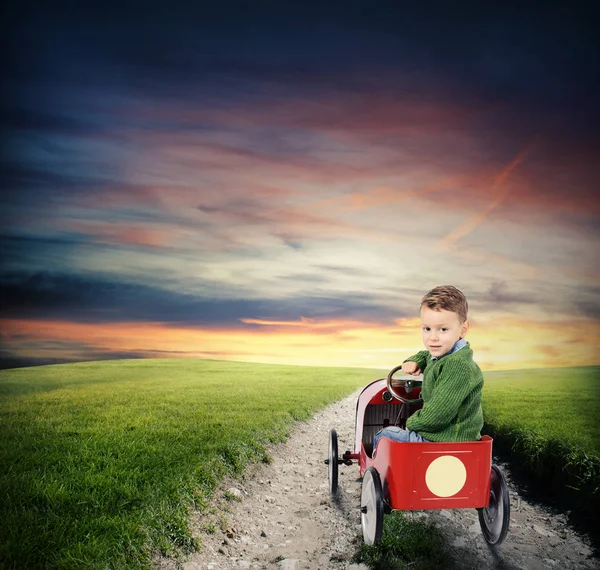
[
  {"xmin": 0, "ymin": 271, "xmax": 395, "ymax": 325},
  {"xmin": 469, "ymin": 281, "xmax": 537, "ymax": 312},
  {"xmin": 4, "ymin": 1, "xmax": 597, "ymax": 106},
  {"xmin": 0, "ymin": 162, "xmax": 105, "ymax": 194},
  {"xmin": 277, "ymin": 235, "xmax": 304, "ymax": 251},
  {"xmin": 0, "ymin": 272, "xmax": 255, "ymax": 324},
  {"xmin": 573, "ymin": 287, "xmax": 600, "ymax": 320},
  {"xmin": 3, "ymin": 0, "xmax": 598, "ymax": 192},
  {"xmin": 1, "ymin": 108, "xmax": 100, "ymax": 135},
  {"xmin": 0, "ymin": 165, "xmax": 168, "ymax": 219},
  {"xmin": 0, "ymin": 234, "xmax": 87, "ymax": 276},
  {"xmin": 197, "ymin": 205, "xmax": 221, "ymax": 214}
]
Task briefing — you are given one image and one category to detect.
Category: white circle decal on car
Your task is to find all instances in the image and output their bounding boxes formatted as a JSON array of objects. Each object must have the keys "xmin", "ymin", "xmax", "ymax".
[{"xmin": 425, "ymin": 455, "xmax": 467, "ymax": 497}]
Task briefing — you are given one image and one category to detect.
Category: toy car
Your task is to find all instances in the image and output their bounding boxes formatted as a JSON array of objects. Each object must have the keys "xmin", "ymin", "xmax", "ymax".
[{"xmin": 325, "ymin": 365, "xmax": 510, "ymax": 546}]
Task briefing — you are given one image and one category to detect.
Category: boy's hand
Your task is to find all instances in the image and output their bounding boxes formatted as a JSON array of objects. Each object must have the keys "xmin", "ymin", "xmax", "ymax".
[{"xmin": 402, "ymin": 361, "xmax": 421, "ymax": 375}]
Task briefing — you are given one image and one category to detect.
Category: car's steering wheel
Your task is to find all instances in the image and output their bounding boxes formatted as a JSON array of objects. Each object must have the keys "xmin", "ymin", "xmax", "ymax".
[{"xmin": 386, "ymin": 365, "xmax": 424, "ymax": 404}]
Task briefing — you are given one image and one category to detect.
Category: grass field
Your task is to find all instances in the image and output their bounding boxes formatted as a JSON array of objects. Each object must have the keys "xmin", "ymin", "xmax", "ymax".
[
  {"xmin": 483, "ymin": 366, "xmax": 600, "ymax": 457},
  {"xmin": 0, "ymin": 359, "xmax": 380, "ymax": 569},
  {"xmin": 2, "ymin": 360, "xmax": 599, "ymax": 569},
  {"xmin": 482, "ymin": 366, "xmax": 600, "ymax": 506}
]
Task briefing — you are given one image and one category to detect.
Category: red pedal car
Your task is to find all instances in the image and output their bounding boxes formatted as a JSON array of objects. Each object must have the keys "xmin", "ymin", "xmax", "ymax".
[{"xmin": 326, "ymin": 365, "xmax": 510, "ymax": 546}]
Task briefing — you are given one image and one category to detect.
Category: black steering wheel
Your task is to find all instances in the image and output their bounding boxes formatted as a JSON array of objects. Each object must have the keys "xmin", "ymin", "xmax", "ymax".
[{"xmin": 386, "ymin": 365, "xmax": 424, "ymax": 404}]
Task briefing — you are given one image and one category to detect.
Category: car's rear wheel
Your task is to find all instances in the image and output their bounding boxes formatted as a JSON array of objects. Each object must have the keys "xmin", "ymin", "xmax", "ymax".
[
  {"xmin": 361, "ymin": 467, "xmax": 384, "ymax": 544},
  {"xmin": 478, "ymin": 464, "xmax": 510, "ymax": 546}
]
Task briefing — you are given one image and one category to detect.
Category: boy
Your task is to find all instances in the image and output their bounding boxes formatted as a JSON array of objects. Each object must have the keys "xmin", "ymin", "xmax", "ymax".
[{"xmin": 374, "ymin": 285, "xmax": 484, "ymax": 448}]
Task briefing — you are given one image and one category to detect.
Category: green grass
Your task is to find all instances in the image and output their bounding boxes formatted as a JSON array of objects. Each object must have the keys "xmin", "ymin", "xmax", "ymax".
[
  {"xmin": 483, "ymin": 366, "xmax": 600, "ymax": 457},
  {"xmin": 0, "ymin": 358, "xmax": 379, "ymax": 569},
  {"xmin": 3, "ymin": 360, "xmax": 599, "ymax": 569},
  {"xmin": 356, "ymin": 512, "xmax": 448, "ymax": 570},
  {"xmin": 482, "ymin": 366, "xmax": 600, "ymax": 505}
]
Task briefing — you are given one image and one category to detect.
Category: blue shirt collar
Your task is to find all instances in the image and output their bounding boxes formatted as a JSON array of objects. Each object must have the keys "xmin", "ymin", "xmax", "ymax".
[{"xmin": 431, "ymin": 338, "xmax": 468, "ymax": 360}]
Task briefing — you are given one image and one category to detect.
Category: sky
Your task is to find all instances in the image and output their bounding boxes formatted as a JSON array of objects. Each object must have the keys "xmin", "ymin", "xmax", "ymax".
[{"xmin": 1, "ymin": 1, "xmax": 599, "ymax": 371}]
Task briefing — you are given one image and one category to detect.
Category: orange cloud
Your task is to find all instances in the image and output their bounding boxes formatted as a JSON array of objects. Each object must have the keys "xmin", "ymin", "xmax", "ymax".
[
  {"xmin": 3, "ymin": 313, "xmax": 599, "ymax": 372},
  {"xmin": 67, "ymin": 220, "xmax": 173, "ymax": 248},
  {"xmin": 307, "ymin": 178, "xmax": 458, "ymax": 213},
  {"xmin": 239, "ymin": 317, "xmax": 383, "ymax": 332}
]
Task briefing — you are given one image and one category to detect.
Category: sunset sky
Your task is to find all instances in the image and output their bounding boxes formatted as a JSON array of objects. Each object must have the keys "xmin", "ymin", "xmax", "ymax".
[{"xmin": 1, "ymin": 2, "xmax": 599, "ymax": 371}]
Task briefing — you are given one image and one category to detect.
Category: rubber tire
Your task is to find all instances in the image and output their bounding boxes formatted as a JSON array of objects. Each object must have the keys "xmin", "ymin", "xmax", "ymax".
[
  {"xmin": 361, "ymin": 467, "xmax": 384, "ymax": 545},
  {"xmin": 328, "ymin": 429, "xmax": 339, "ymax": 496},
  {"xmin": 478, "ymin": 464, "xmax": 510, "ymax": 546}
]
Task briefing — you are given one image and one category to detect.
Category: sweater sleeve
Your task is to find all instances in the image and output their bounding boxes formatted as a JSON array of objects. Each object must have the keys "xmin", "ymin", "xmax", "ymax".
[
  {"xmin": 406, "ymin": 358, "xmax": 476, "ymax": 433},
  {"xmin": 403, "ymin": 350, "xmax": 429, "ymax": 372}
]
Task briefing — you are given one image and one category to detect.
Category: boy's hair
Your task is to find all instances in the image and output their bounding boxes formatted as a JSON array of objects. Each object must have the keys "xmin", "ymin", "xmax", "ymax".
[{"xmin": 421, "ymin": 285, "xmax": 468, "ymax": 322}]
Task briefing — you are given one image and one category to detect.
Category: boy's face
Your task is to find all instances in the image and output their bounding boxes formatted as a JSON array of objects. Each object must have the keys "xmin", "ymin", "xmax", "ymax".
[{"xmin": 420, "ymin": 306, "xmax": 469, "ymax": 358}]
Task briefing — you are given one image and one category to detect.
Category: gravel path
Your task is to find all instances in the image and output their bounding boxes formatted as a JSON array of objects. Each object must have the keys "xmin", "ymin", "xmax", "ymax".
[{"xmin": 168, "ymin": 391, "xmax": 598, "ymax": 570}]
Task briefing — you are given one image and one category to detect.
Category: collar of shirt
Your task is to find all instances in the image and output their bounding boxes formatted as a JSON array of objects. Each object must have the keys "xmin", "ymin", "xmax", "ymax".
[{"xmin": 431, "ymin": 338, "xmax": 468, "ymax": 361}]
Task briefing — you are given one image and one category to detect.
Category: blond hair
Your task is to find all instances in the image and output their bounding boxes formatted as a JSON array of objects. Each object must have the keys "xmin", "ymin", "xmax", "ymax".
[{"xmin": 421, "ymin": 285, "xmax": 468, "ymax": 322}]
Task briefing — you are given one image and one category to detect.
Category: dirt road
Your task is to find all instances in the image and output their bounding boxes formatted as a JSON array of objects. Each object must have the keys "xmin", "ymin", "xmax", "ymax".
[{"xmin": 168, "ymin": 391, "xmax": 597, "ymax": 570}]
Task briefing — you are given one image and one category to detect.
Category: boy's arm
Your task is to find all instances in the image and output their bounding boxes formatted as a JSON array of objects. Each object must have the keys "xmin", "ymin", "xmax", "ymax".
[
  {"xmin": 406, "ymin": 361, "xmax": 480, "ymax": 433},
  {"xmin": 403, "ymin": 350, "xmax": 429, "ymax": 372}
]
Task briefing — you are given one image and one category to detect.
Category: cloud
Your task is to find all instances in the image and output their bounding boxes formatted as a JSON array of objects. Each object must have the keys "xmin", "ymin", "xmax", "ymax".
[
  {"xmin": 0, "ymin": 271, "xmax": 399, "ymax": 326},
  {"xmin": 1, "ymin": 163, "xmax": 104, "ymax": 195},
  {"xmin": 573, "ymin": 286, "xmax": 600, "ymax": 319},
  {"xmin": 480, "ymin": 281, "xmax": 536, "ymax": 306},
  {"xmin": 1, "ymin": 108, "xmax": 101, "ymax": 135},
  {"xmin": 65, "ymin": 221, "xmax": 175, "ymax": 249},
  {"xmin": 239, "ymin": 316, "xmax": 382, "ymax": 334},
  {"xmin": 2, "ymin": 0, "xmax": 598, "ymax": 372}
]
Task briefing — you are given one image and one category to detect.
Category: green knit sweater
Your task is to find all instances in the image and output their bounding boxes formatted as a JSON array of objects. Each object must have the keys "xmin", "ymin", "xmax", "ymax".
[{"xmin": 405, "ymin": 344, "xmax": 484, "ymax": 442}]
